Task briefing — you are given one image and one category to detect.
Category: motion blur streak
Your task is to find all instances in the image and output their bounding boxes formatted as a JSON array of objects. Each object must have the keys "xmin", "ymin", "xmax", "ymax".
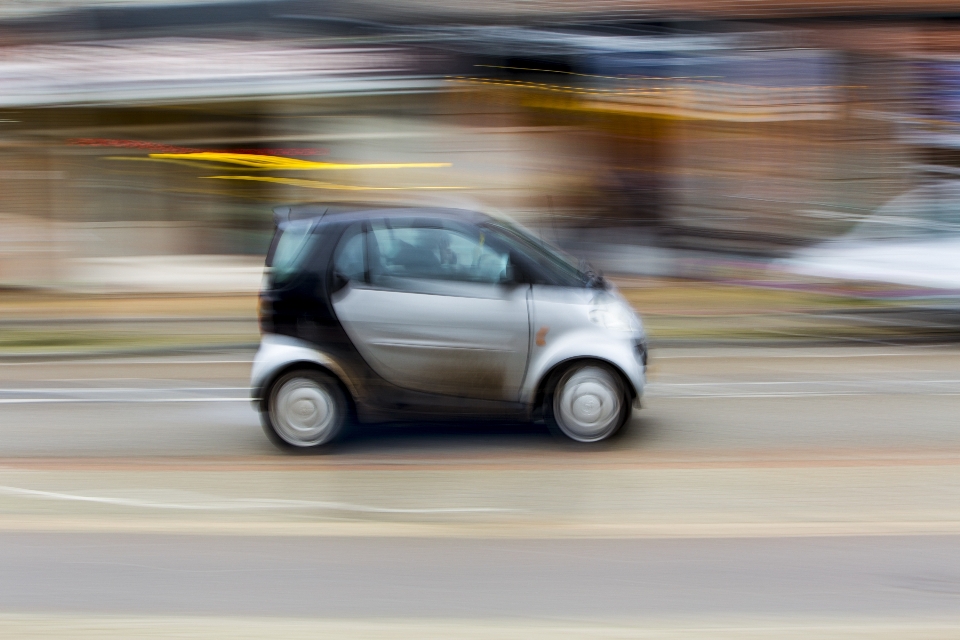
[
  {"xmin": 70, "ymin": 137, "xmax": 328, "ymax": 156},
  {"xmin": 150, "ymin": 152, "xmax": 452, "ymax": 170},
  {"xmin": 204, "ymin": 176, "xmax": 464, "ymax": 190},
  {"xmin": 5, "ymin": 0, "xmax": 960, "ymax": 638}
]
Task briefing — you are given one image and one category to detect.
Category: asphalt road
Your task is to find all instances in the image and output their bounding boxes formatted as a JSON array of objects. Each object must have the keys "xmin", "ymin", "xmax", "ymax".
[
  {"xmin": 2, "ymin": 345, "xmax": 960, "ymax": 634},
  {"xmin": 2, "ymin": 345, "xmax": 960, "ymax": 457},
  {"xmin": 2, "ymin": 533, "xmax": 960, "ymax": 619}
]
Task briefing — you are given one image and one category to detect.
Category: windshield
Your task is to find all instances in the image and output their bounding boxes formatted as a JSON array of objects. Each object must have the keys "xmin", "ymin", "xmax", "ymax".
[
  {"xmin": 847, "ymin": 182, "xmax": 960, "ymax": 241},
  {"xmin": 483, "ymin": 219, "xmax": 593, "ymax": 287}
]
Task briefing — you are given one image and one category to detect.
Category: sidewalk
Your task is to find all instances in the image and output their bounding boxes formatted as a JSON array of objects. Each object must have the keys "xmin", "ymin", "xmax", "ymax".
[
  {"xmin": 0, "ymin": 291, "xmax": 259, "ymax": 356},
  {"xmin": 0, "ymin": 277, "xmax": 955, "ymax": 356}
]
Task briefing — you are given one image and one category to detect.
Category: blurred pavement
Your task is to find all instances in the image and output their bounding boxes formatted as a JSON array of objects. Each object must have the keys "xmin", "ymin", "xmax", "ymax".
[
  {"xmin": 2, "ymin": 346, "xmax": 960, "ymax": 636},
  {"xmin": 3, "ymin": 346, "xmax": 960, "ymax": 537}
]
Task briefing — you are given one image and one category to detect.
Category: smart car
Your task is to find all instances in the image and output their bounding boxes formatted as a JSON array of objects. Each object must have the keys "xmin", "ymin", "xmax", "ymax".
[{"xmin": 251, "ymin": 204, "xmax": 647, "ymax": 450}]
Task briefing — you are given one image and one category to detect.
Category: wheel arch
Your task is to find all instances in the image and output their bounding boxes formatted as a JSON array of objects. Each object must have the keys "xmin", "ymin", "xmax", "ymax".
[
  {"xmin": 531, "ymin": 356, "xmax": 636, "ymax": 417},
  {"xmin": 257, "ymin": 360, "xmax": 357, "ymax": 419}
]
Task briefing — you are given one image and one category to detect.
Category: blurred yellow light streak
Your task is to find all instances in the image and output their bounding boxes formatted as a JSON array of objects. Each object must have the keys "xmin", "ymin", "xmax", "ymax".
[
  {"xmin": 111, "ymin": 156, "xmax": 410, "ymax": 172},
  {"xmin": 106, "ymin": 156, "xmax": 250, "ymax": 170},
  {"xmin": 149, "ymin": 152, "xmax": 450, "ymax": 170},
  {"xmin": 203, "ymin": 176, "xmax": 463, "ymax": 191}
]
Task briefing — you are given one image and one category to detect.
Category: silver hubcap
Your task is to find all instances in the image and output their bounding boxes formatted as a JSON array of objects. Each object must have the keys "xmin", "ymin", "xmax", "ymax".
[
  {"xmin": 555, "ymin": 366, "xmax": 622, "ymax": 442},
  {"xmin": 271, "ymin": 377, "xmax": 338, "ymax": 446}
]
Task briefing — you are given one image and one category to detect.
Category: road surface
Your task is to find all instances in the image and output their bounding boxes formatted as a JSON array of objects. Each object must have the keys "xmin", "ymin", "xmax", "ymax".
[{"xmin": 1, "ymin": 345, "xmax": 960, "ymax": 637}]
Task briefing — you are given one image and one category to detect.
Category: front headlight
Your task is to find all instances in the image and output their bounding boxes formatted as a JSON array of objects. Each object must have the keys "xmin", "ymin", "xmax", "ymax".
[{"xmin": 589, "ymin": 303, "xmax": 642, "ymax": 334}]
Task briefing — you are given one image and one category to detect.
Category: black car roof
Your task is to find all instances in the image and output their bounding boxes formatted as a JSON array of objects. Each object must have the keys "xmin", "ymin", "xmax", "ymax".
[{"xmin": 274, "ymin": 203, "xmax": 492, "ymax": 226}]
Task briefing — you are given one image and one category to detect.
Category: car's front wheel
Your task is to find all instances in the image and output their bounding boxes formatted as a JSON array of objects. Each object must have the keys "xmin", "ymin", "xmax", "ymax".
[
  {"xmin": 262, "ymin": 369, "xmax": 348, "ymax": 451},
  {"xmin": 546, "ymin": 363, "xmax": 630, "ymax": 443}
]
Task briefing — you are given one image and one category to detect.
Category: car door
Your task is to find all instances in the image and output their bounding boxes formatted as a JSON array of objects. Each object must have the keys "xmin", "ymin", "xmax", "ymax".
[{"xmin": 331, "ymin": 217, "xmax": 531, "ymax": 401}]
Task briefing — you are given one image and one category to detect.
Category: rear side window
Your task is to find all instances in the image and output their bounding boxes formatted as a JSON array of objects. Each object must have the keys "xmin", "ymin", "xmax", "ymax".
[
  {"xmin": 266, "ymin": 220, "xmax": 318, "ymax": 285},
  {"xmin": 333, "ymin": 223, "xmax": 366, "ymax": 282}
]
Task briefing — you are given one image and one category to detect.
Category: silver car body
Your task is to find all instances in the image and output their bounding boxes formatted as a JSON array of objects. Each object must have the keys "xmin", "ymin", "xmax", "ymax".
[{"xmin": 251, "ymin": 285, "xmax": 645, "ymax": 419}]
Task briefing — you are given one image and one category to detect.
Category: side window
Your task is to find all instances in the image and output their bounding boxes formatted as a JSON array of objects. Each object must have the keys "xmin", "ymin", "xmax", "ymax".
[
  {"xmin": 860, "ymin": 183, "xmax": 960, "ymax": 240},
  {"xmin": 333, "ymin": 223, "xmax": 366, "ymax": 282},
  {"xmin": 369, "ymin": 219, "xmax": 509, "ymax": 285}
]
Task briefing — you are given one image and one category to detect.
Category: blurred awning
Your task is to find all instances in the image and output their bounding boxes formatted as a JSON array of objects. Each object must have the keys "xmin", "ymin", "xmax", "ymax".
[
  {"xmin": 5, "ymin": 0, "xmax": 960, "ymax": 22},
  {"xmin": 0, "ymin": 38, "xmax": 443, "ymax": 107},
  {"xmin": 0, "ymin": 0, "xmax": 245, "ymax": 19}
]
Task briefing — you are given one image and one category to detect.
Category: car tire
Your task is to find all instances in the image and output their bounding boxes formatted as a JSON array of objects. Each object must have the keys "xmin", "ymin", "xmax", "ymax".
[
  {"xmin": 545, "ymin": 362, "xmax": 630, "ymax": 443},
  {"xmin": 262, "ymin": 369, "xmax": 349, "ymax": 451}
]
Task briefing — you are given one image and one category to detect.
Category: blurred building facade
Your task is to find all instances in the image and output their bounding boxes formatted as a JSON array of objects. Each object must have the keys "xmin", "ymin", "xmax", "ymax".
[{"xmin": 0, "ymin": 0, "xmax": 958, "ymax": 288}]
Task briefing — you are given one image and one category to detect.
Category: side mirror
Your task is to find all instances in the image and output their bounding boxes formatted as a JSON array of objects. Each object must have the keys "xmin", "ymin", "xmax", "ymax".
[{"xmin": 499, "ymin": 263, "xmax": 519, "ymax": 285}]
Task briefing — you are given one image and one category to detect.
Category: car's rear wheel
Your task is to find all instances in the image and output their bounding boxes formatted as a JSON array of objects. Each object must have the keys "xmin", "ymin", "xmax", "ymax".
[
  {"xmin": 262, "ymin": 369, "xmax": 348, "ymax": 451},
  {"xmin": 547, "ymin": 363, "xmax": 629, "ymax": 443}
]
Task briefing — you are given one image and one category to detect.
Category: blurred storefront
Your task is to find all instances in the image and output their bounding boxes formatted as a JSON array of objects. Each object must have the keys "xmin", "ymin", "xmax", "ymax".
[
  {"xmin": 0, "ymin": 2, "xmax": 958, "ymax": 288},
  {"xmin": 0, "ymin": 38, "xmax": 450, "ymax": 288}
]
